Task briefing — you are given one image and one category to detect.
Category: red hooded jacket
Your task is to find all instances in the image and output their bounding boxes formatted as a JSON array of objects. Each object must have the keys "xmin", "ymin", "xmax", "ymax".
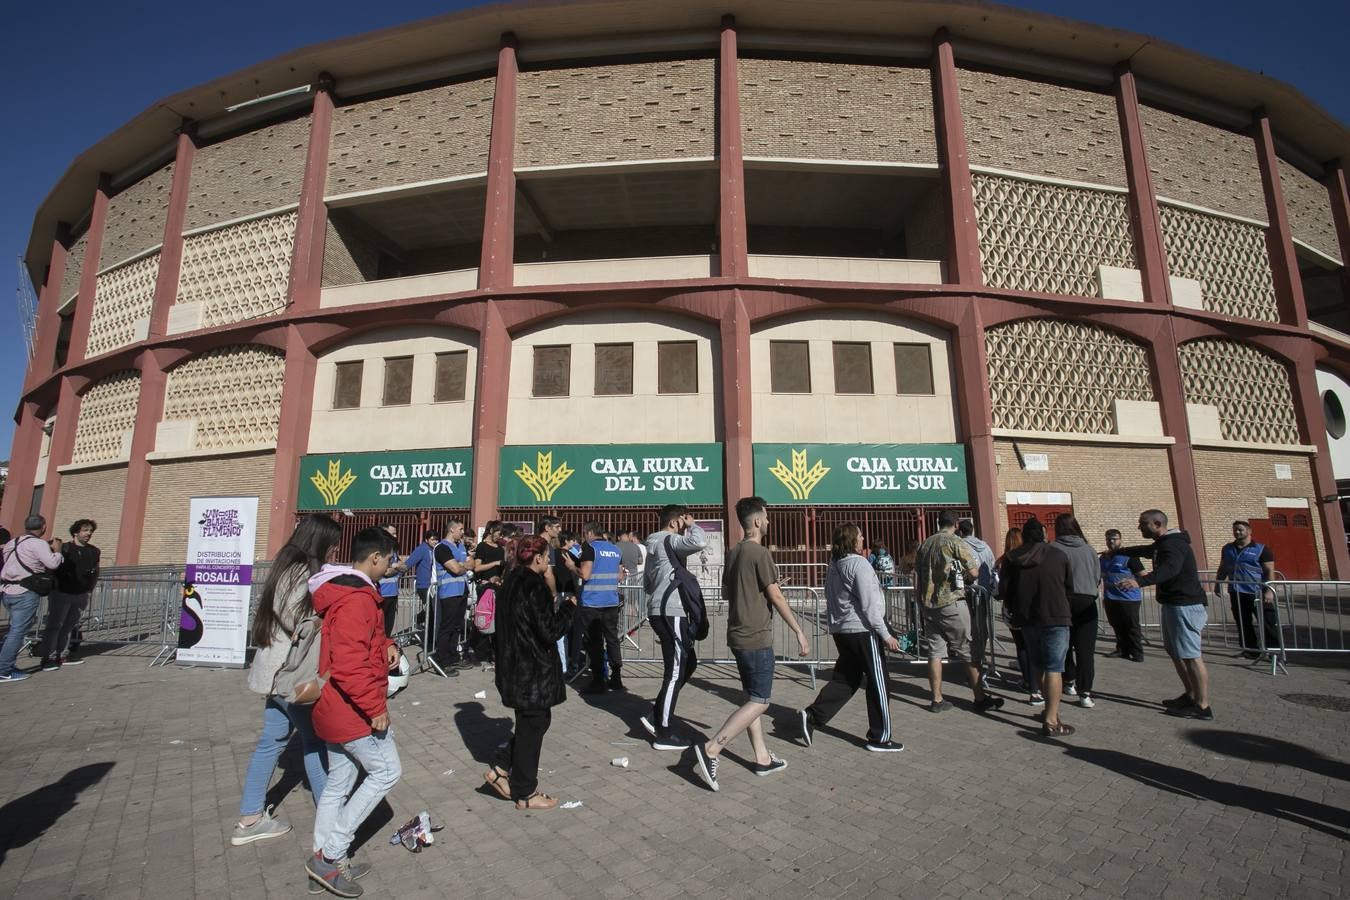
[{"xmin": 309, "ymin": 568, "xmax": 395, "ymax": 744}]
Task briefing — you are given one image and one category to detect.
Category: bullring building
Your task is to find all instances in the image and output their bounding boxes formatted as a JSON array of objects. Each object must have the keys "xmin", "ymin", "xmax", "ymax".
[{"xmin": 8, "ymin": 0, "xmax": 1350, "ymax": 578}]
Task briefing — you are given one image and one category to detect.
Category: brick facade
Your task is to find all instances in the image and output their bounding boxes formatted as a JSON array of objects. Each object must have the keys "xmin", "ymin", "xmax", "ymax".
[
  {"xmin": 53, "ymin": 466, "xmax": 128, "ymax": 563},
  {"xmin": 1277, "ymin": 157, "xmax": 1342, "ymax": 263},
  {"xmin": 994, "ymin": 438, "xmax": 1178, "ymax": 554},
  {"xmin": 321, "ymin": 217, "xmax": 379, "ymax": 286},
  {"xmin": 184, "ymin": 117, "xmax": 310, "ymax": 230},
  {"xmin": 740, "ymin": 59, "xmax": 936, "ymax": 164},
  {"xmin": 327, "ymin": 77, "xmax": 495, "ymax": 195},
  {"xmin": 1192, "ymin": 448, "xmax": 1327, "ymax": 577},
  {"xmin": 958, "ymin": 70, "xmax": 1126, "ymax": 188},
  {"xmin": 1139, "ymin": 104, "xmax": 1266, "ymax": 222},
  {"xmin": 59, "ymin": 232, "xmax": 88, "ymax": 303},
  {"xmin": 99, "ymin": 163, "xmax": 174, "ymax": 268},
  {"xmin": 139, "ymin": 452, "xmax": 275, "ymax": 564},
  {"xmin": 517, "ymin": 59, "xmax": 714, "ymax": 167}
]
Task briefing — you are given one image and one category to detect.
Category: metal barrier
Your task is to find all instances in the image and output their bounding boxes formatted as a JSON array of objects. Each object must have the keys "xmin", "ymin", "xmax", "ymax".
[{"xmin": 1261, "ymin": 580, "xmax": 1350, "ymax": 673}]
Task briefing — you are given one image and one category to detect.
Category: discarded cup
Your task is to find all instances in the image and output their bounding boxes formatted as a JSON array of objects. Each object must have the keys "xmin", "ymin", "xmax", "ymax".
[
  {"xmin": 611, "ymin": 757, "xmax": 629, "ymax": 768},
  {"xmin": 560, "ymin": 800, "xmax": 584, "ymax": 809},
  {"xmin": 473, "ymin": 690, "xmax": 487, "ymax": 700}
]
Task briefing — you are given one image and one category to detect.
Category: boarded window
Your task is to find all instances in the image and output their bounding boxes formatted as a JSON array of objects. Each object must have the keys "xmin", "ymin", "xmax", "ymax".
[
  {"xmin": 894, "ymin": 343, "xmax": 935, "ymax": 395},
  {"xmin": 832, "ymin": 342, "xmax": 873, "ymax": 394},
  {"xmin": 434, "ymin": 351, "xmax": 468, "ymax": 403},
  {"xmin": 595, "ymin": 343, "xmax": 634, "ymax": 396},
  {"xmin": 382, "ymin": 356, "xmax": 414, "ymax": 406},
  {"xmin": 533, "ymin": 345, "xmax": 571, "ymax": 397},
  {"xmin": 333, "ymin": 361, "xmax": 363, "ymax": 409},
  {"xmin": 770, "ymin": 340, "xmax": 811, "ymax": 393},
  {"xmin": 658, "ymin": 341, "xmax": 698, "ymax": 394}
]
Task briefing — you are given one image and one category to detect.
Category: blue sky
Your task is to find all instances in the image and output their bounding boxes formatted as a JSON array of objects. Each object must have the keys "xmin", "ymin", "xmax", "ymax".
[{"xmin": 1, "ymin": 0, "xmax": 1346, "ymax": 456}]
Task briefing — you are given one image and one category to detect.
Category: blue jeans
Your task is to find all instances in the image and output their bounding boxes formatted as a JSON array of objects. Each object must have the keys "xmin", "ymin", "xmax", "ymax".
[
  {"xmin": 1022, "ymin": 625, "xmax": 1070, "ymax": 675},
  {"xmin": 0, "ymin": 591, "xmax": 41, "ymax": 674},
  {"xmin": 731, "ymin": 646, "xmax": 776, "ymax": 703},
  {"xmin": 313, "ymin": 730, "xmax": 402, "ymax": 859},
  {"xmin": 239, "ymin": 696, "xmax": 329, "ymax": 816}
]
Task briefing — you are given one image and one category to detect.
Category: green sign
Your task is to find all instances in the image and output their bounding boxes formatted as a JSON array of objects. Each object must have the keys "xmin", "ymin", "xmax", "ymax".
[
  {"xmin": 298, "ymin": 448, "xmax": 473, "ymax": 510},
  {"xmin": 498, "ymin": 444, "xmax": 723, "ymax": 507},
  {"xmin": 753, "ymin": 443, "xmax": 968, "ymax": 505}
]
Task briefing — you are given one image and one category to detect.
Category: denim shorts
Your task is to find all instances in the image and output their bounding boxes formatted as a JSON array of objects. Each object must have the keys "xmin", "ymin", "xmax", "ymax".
[
  {"xmin": 731, "ymin": 646, "xmax": 775, "ymax": 703},
  {"xmin": 1161, "ymin": 603, "xmax": 1207, "ymax": 659},
  {"xmin": 1022, "ymin": 625, "xmax": 1070, "ymax": 674}
]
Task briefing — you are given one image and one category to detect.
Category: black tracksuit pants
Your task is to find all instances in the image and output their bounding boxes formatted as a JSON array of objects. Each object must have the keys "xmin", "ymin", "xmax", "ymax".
[
  {"xmin": 651, "ymin": 615, "xmax": 697, "ymax": 736},
  {"xmin": 806, "ymin": 632, "xmax": 892, "ymax": 744},
  {"xmin": 1103, "ymin": 599, "xmax": 1143, "ymax": 660},
  {"xmin": 1231, "ymin": 591, "xmax": 1280, "ymax": 653},
  {"xmin": 1062, "ymin": 593, "xmax": 1099, "ymax": 694}
]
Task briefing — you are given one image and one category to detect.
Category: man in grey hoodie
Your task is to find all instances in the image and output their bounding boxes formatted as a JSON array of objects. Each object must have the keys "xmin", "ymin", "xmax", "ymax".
[
  {"xmin": 639, "ymin": 505, "xmax": 708, "ymax": 750},
  {"xmin": 800, "ymin": 523, "xmax": 903, "ymax": 752},
  {"xmin": 1053, "ymin": 514, "xmax": 1103, "ymax": 708}
]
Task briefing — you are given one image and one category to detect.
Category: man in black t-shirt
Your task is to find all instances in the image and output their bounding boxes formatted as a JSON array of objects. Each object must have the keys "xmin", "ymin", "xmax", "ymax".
[{"xmin": 38, "ymin": 519, "xmax": 101, "ymax": 670}]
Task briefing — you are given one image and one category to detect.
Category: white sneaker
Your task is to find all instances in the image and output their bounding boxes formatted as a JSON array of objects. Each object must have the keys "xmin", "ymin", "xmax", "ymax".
[
  {"xmin": 1078, "ymin": 694, "xmax": 1094, "ymax": 708},
  {"xmin": 1064, "ymin": 683, "xmax": 1078, "ymax": 697}
]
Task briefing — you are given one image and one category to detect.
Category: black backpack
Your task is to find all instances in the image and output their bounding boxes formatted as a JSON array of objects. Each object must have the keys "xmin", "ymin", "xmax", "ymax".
[{"xmin": 661, "ymin": 536, "xmax": 709, "ymax": 641}]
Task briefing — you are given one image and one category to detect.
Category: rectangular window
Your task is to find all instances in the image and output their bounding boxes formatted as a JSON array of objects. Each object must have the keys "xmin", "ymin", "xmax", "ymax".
[
  {"xmin": 434, "ymin": 351, "xmax": 468, "ymax": 403},
  {"xmin": 332, "ymin": 360, "xmax": 363, "ymax": 409},
  {"xmin": 382, "ymin": 356, "xmax": 414, "ymax": 406},
  {"xmin": 533, "ymin": 345, "xmax": 571, "ymax": 397},
  {"xmin": 594, "ymin": 343, "xmax": 634, "ymax": 396},
  {"xmin": 832, "ymin": 341, "xmax": 873, "ymax": 394},
  {"xmin": 658, "ymin": 341, "xmax": 698, "ymax": 394},
  {"xmin": 894, "ymin": 343, "xmax": 935, "ymax": 395},
  {"xmin": 769, "ymin": 340, "xmax": 811, "ymax": 394}
]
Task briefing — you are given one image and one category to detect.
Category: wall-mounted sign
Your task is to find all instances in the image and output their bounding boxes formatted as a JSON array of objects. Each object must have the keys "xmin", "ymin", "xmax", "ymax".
[
  {"xmin": 1022, "ymin": 453, "xmax": 1050, "ymax": 472},
  {"xmin": 752, "ymin": 443, "xmax": 969, "ymax": 505},
  {"xmin": 498, "ymin": 444, "xmax": 723, "ymax": 507},
  {"xmin": 297, "ymin": 449, "xmax": 473, "ymax": 510}
]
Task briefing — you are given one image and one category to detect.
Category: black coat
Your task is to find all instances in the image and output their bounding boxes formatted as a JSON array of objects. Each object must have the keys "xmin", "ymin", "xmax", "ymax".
[
  {"xmin": 999, "ymin": 540, "xmax": 1074, "ymax": 628},
  {"xmin": 1121, "ymin": 530, "xmax": 1207, "ymax": 607},
  {"xmin": 494, "ymin": 567, "xmax": 574, "ymax": 710}
]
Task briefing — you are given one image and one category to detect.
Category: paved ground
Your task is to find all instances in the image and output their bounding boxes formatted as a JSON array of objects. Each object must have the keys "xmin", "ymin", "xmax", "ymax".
[{"xmin": 0, "ymin": 635, "xmax": 1346, "ymax": 900}]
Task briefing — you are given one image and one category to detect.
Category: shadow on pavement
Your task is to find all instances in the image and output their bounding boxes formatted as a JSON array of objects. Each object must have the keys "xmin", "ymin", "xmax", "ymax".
[
  {"xmin": 1186, "ymin": 729, "xmax": 1350, "ymax": 782},
  {"xmin": 451, "ymin": 701, "xmax": 513, "ymax": 765},
  {"xmin": 0, "ymin": 762, "xmax": 115, "ymax": 867}
]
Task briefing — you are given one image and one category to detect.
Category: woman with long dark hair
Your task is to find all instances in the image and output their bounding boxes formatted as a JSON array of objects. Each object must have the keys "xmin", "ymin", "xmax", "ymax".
[
  {"xmin": 998, "ymin": 527, "xmax": 1038, "ymax": 704},
  {"xmin": 798, "ymin": 524, "xmax": 903, "ymax": 752},
  {"xmin": 1053, "ymin": 513, "xmax": 1103, "ymax": 708},
  {"xmin": 484, "ymin": 535, "xmax": 577, "ymax": 810},
  {"xmin": 231, "ymin": 515, "xmax": 341, "ymax": 847}
]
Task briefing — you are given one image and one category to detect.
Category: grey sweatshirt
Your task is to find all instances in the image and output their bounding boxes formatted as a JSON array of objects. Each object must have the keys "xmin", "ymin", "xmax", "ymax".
[
  {"xmin": 1054, "ymin": 535, "xmax": 1103, "ymax": 597},
  {"xmin": 643, "ymin": 523, "xmax": 708, "ymax": 617},
  {"xmin": 963, "ymin": 536, "xmax": 996, "ymax": 591},
  {"xmin": 824, "ymin": 554, "xmax": 891, "ymax": 639}
]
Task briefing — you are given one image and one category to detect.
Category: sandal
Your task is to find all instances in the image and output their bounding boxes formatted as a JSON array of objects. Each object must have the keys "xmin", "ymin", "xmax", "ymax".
[
  {"xmin": 514, "ymin": 791, "xmax": 559, "ymax": 810},
  {"xmin": 483, "ymin": 766, "xmax": 512, "ymax": 801},
  {"xmin": 1042, "ymin": 721, "xmax": 1076, "ymax": 737}
]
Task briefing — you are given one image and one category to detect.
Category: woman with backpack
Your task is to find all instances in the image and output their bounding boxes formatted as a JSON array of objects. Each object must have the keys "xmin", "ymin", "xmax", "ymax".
[{"xmin": 231, "ymin": 515, "xmax": 342, "ymax": 847}]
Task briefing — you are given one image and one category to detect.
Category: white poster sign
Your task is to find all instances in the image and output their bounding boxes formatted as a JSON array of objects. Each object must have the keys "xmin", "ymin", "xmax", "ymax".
[
  {"xmin": 692, "ymin": 519, "xmax": 726, "ymax": 591},
  {"xmin": 177, "ymin": 496, "xmax": 259, "ymax": 667}
]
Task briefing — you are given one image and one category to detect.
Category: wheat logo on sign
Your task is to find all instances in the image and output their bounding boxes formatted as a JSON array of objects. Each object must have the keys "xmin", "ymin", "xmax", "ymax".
[
  {"xmin": 310, "ymin": 459, "xmax": 357, "ymax": 506},
  {"xmin": 514, "ymin": 450, "xmax": 574, "ymax": 502},
  {"xmin": 768, "ymin": 448, "xmax": 830, "ymax": 501}
]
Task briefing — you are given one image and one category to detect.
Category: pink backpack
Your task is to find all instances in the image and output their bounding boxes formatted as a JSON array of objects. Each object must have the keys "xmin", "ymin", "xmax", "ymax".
[{"xmin": 473, "ymin": 588, "xmax": 496, "ymax": 635}]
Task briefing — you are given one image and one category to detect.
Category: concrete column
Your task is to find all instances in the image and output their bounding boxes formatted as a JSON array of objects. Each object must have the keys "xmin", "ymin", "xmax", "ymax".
[
  {"xmin": 148, "ymin": 127, "xmax": 197, "ymax": 337},
  {"xmin": 1252, "ymin": 112, "xmax": 1309, "ymax": 328},
  {"xmin": 1325, "ymin": 162, "xmax": 1350, "ymax": 313},
  {"xmin": 720, "ymin": 290, "xmax": 753, "ymax": 533},
  {"xmin": 1287, "ymin": 349, "xmax": 1350, "ymax": 577},
  {"xmin": 469, "ymin": 302, "xmax": 511, "ymax": 527},
  {"xmin": 38, "ymin": 376, "xmax": 82, "ymax": 527},
  {"xmin": 953, "ymin": 299, "xmax": 999, "ymax": 547},
  {"xmin": 1115, "ymin": 65, "xmax": 1171, "ymax": 305},
  {"xmin": 25, "ymin": 230, "xmax": 70, "ymax": 392},
  {"xmin": 115, "ymin": 352, "xmax": 169, "ymax": 564},
  {"xmin": 479, "ymin": 35, "xmax": 519, "ymax": 290},
  {"xmin": 1150, "ymin": 323, "xmax": 1208, "ymax": 565},
  {"xmin": 931, "ymin": 32, "xmax": 982, "ymax": 287},
  {"xmin": 717, "ymin": 15, "xmax": 749, "ymax": 279},
  {"xmin": 1, "ymin": 403, "xmax": 48, "ymax": 526}
]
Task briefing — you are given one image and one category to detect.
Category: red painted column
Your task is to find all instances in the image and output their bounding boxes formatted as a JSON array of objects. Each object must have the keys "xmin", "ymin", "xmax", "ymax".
[
  {"xmin": 469, "ymin": 302, "xmax": 512, "ymax": 528},
  {"xmin": 720, "ymin": 290, "xmax": 753, "ymax": 532},
  {"xmin": 1325, "ymin": 162, "xmax": 1350, "ymax": 311},
  {"xmin": 931, "ymin": 32, "xmax": 982, "ymax": 287},
  {"xmin": 1115, "ymin": 65, "xmax": 1171, "ymax": 305},
  {"xmin": 25, "ymin": 231, "xmax": 70, "ymax": 392},
  {"xmin": 953, "ymin": 298, "xmax": 999, "ymax": 548},
  {"xmin": 1, "ymin": 404, "xmax": 47, "ymax": 527},
  {"xmin": 1150, "ymin": 322, "xmax": 1208, "ymax": 565},
  {"xmin": 149, "ymin": 127, "xmax": 196, "ymax": 337},
  {"xmin": 479, "ymin": 34, "xmax": 519, "ymax": 290},
  {"xmin": 1288, "ymin": 350, "xmax": 1350, "ymax": 578},
  {"xmin": 717, "ymin": 15, "xmax": 749, "ymax": 279},
  {"xmin": 39, "ymin": 377, "xmax": 82, "ymax": 527},
  {"xmin": 267, "ymin": 81, "xmax": 335, "ymax": 555},
  {"xmin": 1252, "ymin": 112, "xmax": 1309, "ymax": 328}
]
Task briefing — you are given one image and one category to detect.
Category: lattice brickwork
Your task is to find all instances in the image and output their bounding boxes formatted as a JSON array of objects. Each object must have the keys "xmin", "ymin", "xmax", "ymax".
[
  {"xmin": 986, "ymin": 319, "xmax": 1154, "ymax": 434},
  {"xmin": 1139, "ymin": 104, "xmax": 1266, "ymax": 222},
  {"xmin": 88, "ymin": 253, "xmax": 159, "ymax": 357},
  {"xmin": 973, "ymin": 174, "xmax": 1136, "ymax": 297},
  {"xmin": 1178, "ymin": 339, "xmax": 1299, "ymax": 445},
  {"xmin": 163, "ymin": 346, "xmax": 285, "ymax": 449},
  {"xmin": 1278, "ymin": 158, "xmax": 1341, "ymax": 263},
  {"xmin": 185, "ymin": 117, "xmax": 310, "ymax": 230},
  {"xmin": 71, "ymin": 370, "xmax": 141, "ymax": 464},
  {"xmin": 740, "ymin": 59, "xmax": 936, "ymax": 164},
  {"xmin": 177, "ymin": 212, "xmax": 297, "ymax": 328},
  {"xmin": 517, "ymin": 60, "xmax": 714, "ymax": 167},
  {"xmin": 100, "ymin": 163, "xmax": 174, "ymax": 268},
  {"xmin": 1159, "ymin": 203, "xmax": 1278, "ymax": 322},
  {"xmin": 60, "ymin": 232, "xmax": 89, "ymax": 303}
]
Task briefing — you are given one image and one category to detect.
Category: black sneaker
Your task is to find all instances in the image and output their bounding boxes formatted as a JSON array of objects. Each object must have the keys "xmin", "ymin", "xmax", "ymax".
[
  {"xmin": 639, "ymin": 716, "xmax": 689, "ymax": 751},
  {"xmin": 1161, "ymin": 693, "xmax": 1194, "ymax": 708},
  {"xmin": 928, "ymin": 699, "xmax": 954, "ymax": 714},
  {"xmin": 41, "ymin": 657, "xmax": 61, "ymax": 672},
  {"xmin": 580, "ymin": 681, "xmax": 608, "ymax": 695},
  {"xmin": 61, "ymin": 656, "xmax": 85, "ymax": 666},
  {"xmin": 607, "ymin": 674, "xmax": 626, "ymax": 692},
  {"xmin": 799, "ymin": 709, "xmax": 814, "ymax": 748},
  {"xmin": 865, "ymin": 740, "xmax": 905, "ymax": 753},
  {"xmin": 693, "ymin": 744, "xmax": 719, "ymax": 792},
  {"xmin": 973, "ymin": 695, "xmax": 1005, "ymax": 714},
  {"xmin": 1168, "ymin": 704, "xmax": 1214, "ymax": 720},
  {"xmin": 750, "ymin": 753, "xmax": 787, "ymax": 776}
]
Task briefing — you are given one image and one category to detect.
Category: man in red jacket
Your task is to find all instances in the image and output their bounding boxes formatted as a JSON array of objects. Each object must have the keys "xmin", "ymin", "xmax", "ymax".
[{"xmin": 306, "ymin": 527, "xmax": 401, "ymax": 898}]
